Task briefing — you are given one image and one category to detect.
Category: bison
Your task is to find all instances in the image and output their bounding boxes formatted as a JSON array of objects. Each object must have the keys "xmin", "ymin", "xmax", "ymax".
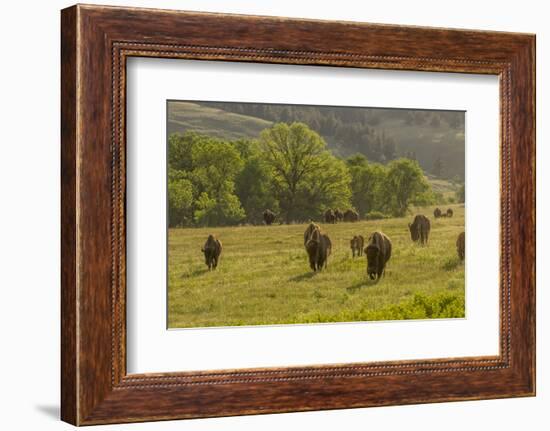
[
  {"xmin": 446, "ymin": 208, "xmax": 454, "ymax": 218},
  {"xmin": 334, "ymin": 209, "xmax": 344, "ymax": 222},
  {"xmin": 434, "ymin": 208, "xmax": 442, "ymax": 218},
  {"xmin": 303, "ymin": 221, "xmax": 321, "ymax": 246},
  {"xmin": 350, "ymin": 235, "xmax": 365, "ymax": 258},
  {"xmin": 201, "ymin": 234, "xmax": 222, "ymax": 270},
  {"xmin": 364, "ymin": 232, "xmax": 392, "ymax": 281},
  {"xmin": 409, "ymin": 214, "xmax": 431, "ymax": 245},
  {"xmin": 263, "ymin": 209, "xmax": 276, "ymax": 225},
  {"xmin": 343, "ymin": 209, "xmax": 359, "ymax": 222},
  {"xmin": 324, "ymin": 209, "xmax": 336, "ymax": 224},
  {"xmin": 456, "ymin": 231, "xmax": 465, "ymax": 260},
  {"xmin": 305, "ymin": 227, "xmax": 332, "ymax": 271}
]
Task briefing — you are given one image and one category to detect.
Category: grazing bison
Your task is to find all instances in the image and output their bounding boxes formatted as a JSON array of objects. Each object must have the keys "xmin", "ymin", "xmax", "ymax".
[
  {"xmin": 303, "ymin": 221, "xmax": 321, "ymax": 246},
  {"xmin": 350, "ymin": 235, "xmax": 365, "ymax": 258},
  {"xmin": 409, "ymin": 214, "xmax": 431, "ymax": 245},
  {"xmin": 335, "ymin": 209, "xmax": 344, "ymax": 222},
  {"xmin": 456, "ymin": 231, "xmax": 465, "ymax": 260},
  {"xmin": 263, "ymin": 209, "xmax": 276, "ymax": 225},
  {"xmin": 364, "ymin": 232, "xmax": 392, "ymax": 281},
  {"xmin": 305, "ymin": 227, "xmax": 332, "ymax": 271},
  {"xmin": 324, "ymin": 209, "xmax": 336, "ymax": 224},
  {"xmin": 343, "ymin": 209, "xmax": 359, "ymax": 222},
  {"xmin": 446, "ymin": 208, "xmax": 454, "ymax": 218},
  {"xmin": 434, "ymin": 208, "xmax": 442, "ymax": 218},
  {"xmin": 201, "ymin": 234, "xmax": 222, "ymax": 270}
]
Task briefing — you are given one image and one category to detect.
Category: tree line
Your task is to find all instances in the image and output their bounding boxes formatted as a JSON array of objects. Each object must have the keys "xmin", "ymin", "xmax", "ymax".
[{"xmin": 168, "ymin": 122, "xmax": 453, "ymax": 227}]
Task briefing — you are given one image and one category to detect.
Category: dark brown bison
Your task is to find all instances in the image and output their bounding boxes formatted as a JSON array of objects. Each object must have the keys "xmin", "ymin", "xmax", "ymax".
[
  {"xmin": 263, "ymin": 209, "xmax": 276, "ymax": 225},
  {"xmin": 305, "ymin": 227, "xmax": 332, "ymax": 271},
  {"xmin": 324, "ymin": 209, "xmax": 336, "ymax": 224},
  {"xmin": 201, "ymin": 234, "xmax": 222, "ymax": 270},
  {"xmin": 409, "ymin": 214, "xmax": 431, "ymax": 245},
  {"xmin": 334, "ymin": 209, "xmax": 344, "ymax": 222},
  {"xmin": 446, "ymin": 208, "xmax": 454, "ymax": 218},
  {"xmin": 456, "ymin": 231, "xmax": 465, "ymax": 260},
  {"xmin": 364, "ymin": 232, "xmax": 392, "ymax": 281},
  {"xmin": 303, "ymin": 221, "xmax": 321, "ymax": 246},
  {"xmin": 343, "ymin": 209, "xmax": 359, "ymax": 222},
  {"xmin": 434, "ymin": 208, "xmax": 442, "ymax": 218},
  {"xmin": 350, "ymin": 235, "xmax": 364, "ymax": 258}
]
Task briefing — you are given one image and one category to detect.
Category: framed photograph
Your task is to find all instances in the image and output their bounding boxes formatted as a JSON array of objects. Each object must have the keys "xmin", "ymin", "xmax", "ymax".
[{"xmin": 61, "ymin": 4, "xmax": 535, "ymax": 425}]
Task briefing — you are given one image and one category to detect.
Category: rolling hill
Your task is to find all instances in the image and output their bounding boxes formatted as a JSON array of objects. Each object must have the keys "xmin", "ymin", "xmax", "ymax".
[{"xmin": 168, "ymin": 101, "xmax": 273, "ymax": 141}]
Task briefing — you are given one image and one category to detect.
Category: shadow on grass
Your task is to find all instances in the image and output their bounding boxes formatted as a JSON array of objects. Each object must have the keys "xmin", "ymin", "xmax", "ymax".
[
  {"xmin": 288, "ymin": 272, "xmax": 317, "ymax": 282},
  {"xmin": 183, "ymin": 267, "xmax": 210, "ymax": 278},
  {"xmin": 346, "ymin": 277, "xmax": 379, "ymax": 293}
]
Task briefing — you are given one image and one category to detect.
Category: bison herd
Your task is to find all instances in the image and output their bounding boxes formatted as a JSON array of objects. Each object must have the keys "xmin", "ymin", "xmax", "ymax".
[
  {"xmin": 434, "ymin": 207, "xmax": 453, "ymax": 218},
  {"xmin": 201, "ymin": 209, "xmax": 466, "ymax": 282},
  {"xmin": 323, "ymin": 208, "xmax": 359, "ymax": 223}
]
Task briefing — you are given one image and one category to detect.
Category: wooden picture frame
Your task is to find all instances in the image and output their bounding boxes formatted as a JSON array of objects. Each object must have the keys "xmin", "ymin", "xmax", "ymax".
[{"xmin": 61, "ymin": 4, "xmax": 535, "ymax": 425}]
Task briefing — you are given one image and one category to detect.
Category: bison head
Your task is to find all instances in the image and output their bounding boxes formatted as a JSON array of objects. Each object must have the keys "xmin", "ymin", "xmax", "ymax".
[{"xmin": 365, "ymin": 244, "xmax": 380, "ymax": 280}]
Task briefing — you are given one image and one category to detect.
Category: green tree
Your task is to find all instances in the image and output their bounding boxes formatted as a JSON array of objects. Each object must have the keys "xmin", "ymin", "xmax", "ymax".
[
  {"xmin": 194, "ymin": 191, "xmax": 245, "ymax": 226},
  {"xmin": 192, "ymin": 139, "xmax": 243, "ymax": 186},
  {"xmin": 231, "ymin": 138, "xmax": 260, "ymax": 160},
  {"xmin": 260, "ymin": 122, "xmax": 330, "ymax": 223},
  {"xmin": 347, "ymin": 155, "xmax": 387, "ymax": 217},
  {"xmin": 168, "ymin": 132, "xmax": 200, "ymax": 172},
  {"xmin": 298, "ymin": 153, "xmax": 352, "ymax": 219},
  {"xmin": 383, "ymin": 158, "xmax": 430, "ymax": 216},
  {"xmin": 167, "ymin": 172, "xmax": 194, "ymax": 227},
  {"xmin": 235, "ymin": 156, "xmax": 278, "ymax": 224},
  {"xmin": 191, "ymin": 138, "xmax": 245, "ymax": 225},
  {"xmin": 410, "ymin": 189, "xmax": 437, "ymax": 207},
  {"xmin": 346, "ymin": 153, "xmax": 369, "ymax": 169}
]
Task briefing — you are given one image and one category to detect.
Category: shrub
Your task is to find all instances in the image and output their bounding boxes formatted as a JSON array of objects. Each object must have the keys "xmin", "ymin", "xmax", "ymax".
[{"xmin": 300, "ymin": 292, "xmax": 465, "ymax": 323}]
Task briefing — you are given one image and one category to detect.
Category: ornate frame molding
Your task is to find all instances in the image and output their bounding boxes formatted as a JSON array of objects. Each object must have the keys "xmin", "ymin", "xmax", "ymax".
[{"xmin": 61, "ymin": 5, "xmax": 535, "ymax": 425}]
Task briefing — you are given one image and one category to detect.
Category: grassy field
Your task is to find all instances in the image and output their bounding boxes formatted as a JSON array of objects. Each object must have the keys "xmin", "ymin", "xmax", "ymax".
[{"xmin": 168, "ymin": 204, "xmax": 465, "ymax": 328}]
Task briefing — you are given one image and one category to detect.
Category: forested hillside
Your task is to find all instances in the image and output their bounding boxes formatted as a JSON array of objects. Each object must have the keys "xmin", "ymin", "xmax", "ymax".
[{"xmin": 168, "ymin": 101, "xmax": 465, "ymax": 180}]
